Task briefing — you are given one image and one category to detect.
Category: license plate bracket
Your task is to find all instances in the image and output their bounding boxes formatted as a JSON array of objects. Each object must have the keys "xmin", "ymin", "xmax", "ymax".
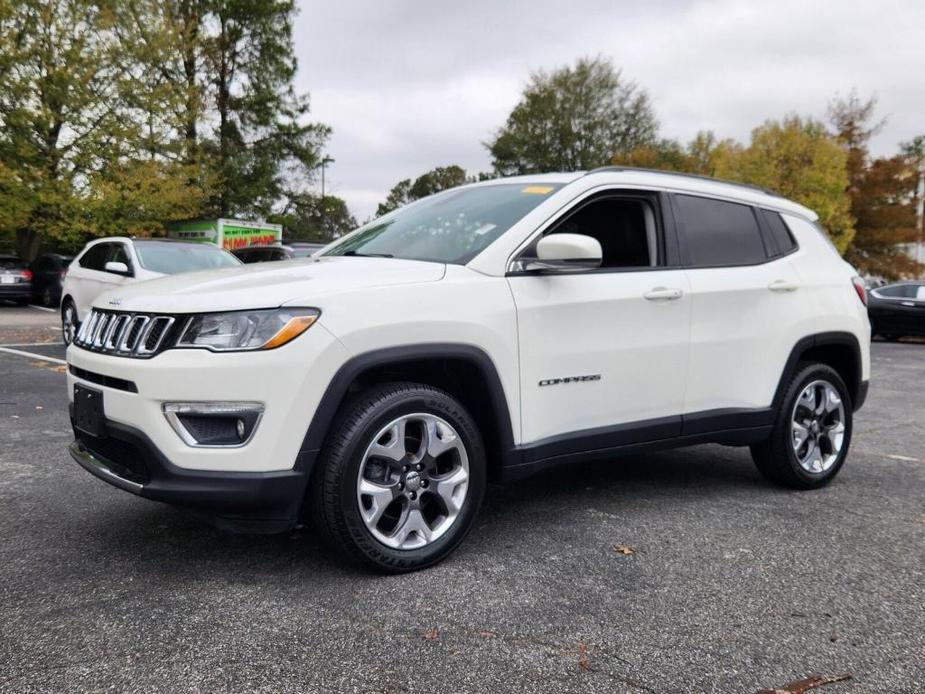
[{"xmin": 74, "ymin": 384, "xmax": 105, "ymax": 437}]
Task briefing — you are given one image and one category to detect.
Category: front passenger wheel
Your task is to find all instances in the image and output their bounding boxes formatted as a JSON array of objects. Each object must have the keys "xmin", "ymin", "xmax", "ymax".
[
  {"xmin": 750, "ymin": 363, "xmax": 852, "ymax": 489},
  {"xmin": 311, "ymin": 383, "xmax": 486, "ymax": 573},
  {"xmin": 61, "ymin": 300, "xmax": 78, "ymax": 346}
]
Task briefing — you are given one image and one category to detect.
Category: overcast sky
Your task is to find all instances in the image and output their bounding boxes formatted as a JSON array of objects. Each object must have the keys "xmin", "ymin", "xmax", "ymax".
[{"xmin": 293, "ymin": 0, "xmax": 925, "ymax": 221}]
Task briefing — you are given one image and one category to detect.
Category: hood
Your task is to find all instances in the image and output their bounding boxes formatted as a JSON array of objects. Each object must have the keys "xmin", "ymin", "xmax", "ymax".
[{"xmin": 93, "ymin": 256, "xmax": 447, "ymax": 313}]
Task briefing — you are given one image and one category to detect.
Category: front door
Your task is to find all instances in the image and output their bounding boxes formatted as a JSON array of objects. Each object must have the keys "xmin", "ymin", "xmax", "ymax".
[{"xmin": 507, "ymin": 193, "xmax": 691, "ymax": 450}]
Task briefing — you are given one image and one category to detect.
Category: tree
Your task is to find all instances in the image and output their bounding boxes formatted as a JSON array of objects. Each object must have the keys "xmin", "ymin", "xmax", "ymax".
[
  {"xmin": 828, "ymin": 93, "xmax": 921, "ymax": 278},
  {"xmin": 376, "ymin": 165, "xmax": 469, "ymax": 216},
  {"xmin": 487, "ymin": 57, "xmax": 657, "ymax": 175},
  {"xmin": 613, "ymin": 131, "xmax": 741, "ymax": 176},
  {"xmin": 0, "ymin": 0, "xmax": 208, "ymax": 258},
  {"xmin": 201, "ymin": 0, "xmax": 330, "ymax": 218},
  {"xmin": 0, "ymin": 0, "xmax": 124, "ymax": 258},
  {"xmin": 901, "ymin": 135, "xmax": 925, "ymax": 273},
  {"xmin": 270, "ymin": 193, "xmax": 356, "ymax": 242},
  {"xmin": 715, "ymin": 116, "xmax": 854, "ymax": 253}
]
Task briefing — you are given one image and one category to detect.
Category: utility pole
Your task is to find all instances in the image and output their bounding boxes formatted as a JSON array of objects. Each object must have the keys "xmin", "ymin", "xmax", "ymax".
[{"xmin": 916, "ymin": 163, "xmax": 925, "ymax": 270}]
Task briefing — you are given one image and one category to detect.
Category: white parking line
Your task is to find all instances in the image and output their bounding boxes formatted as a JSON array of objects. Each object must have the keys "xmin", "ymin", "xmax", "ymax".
[
  {"xmin": 0, "ymin": 346, "xmax": 67, "ymax": 366},
  {"xmin": 0, "ymin": 342, "xmax": 65, "ymax": 348},
  {"xmin": 28, "ymin": 304, "xmax": 57, "ymax": 313}
]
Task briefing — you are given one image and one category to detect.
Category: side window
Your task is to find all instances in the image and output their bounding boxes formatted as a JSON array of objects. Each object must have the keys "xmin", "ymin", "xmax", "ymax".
[
  {"xmin": 676, "ymin": 195, "xmax": 767, "ymax": 267},
  {"xmin": 78, "ymin": 244, "xmax": 111, "ymax": 271},
  {"xmin": 545, "ymin": 196, "xmax": 657, "ymax": 269},
  {"xmin": 108, "ymin": 243, "xmax": 133, "ymax": 272},
  {"xmin": 760, "ymin": 209, "xmax": 798, "ymax": 255}
]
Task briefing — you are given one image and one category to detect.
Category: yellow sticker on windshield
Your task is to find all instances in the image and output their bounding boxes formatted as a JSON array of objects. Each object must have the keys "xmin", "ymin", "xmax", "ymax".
[{"xmin": 521, "ymin": 185, "xmax": 554, "ymax": 194}]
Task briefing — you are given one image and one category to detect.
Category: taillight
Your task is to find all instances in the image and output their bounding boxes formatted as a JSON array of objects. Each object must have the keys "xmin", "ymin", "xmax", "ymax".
[
  {"xmin": 21, "ymin": 269, "xmax": 33, "ymax": 281},
  {"xmin": 851, "ymin": 276, "xmax": 867, "ymax": 306}
]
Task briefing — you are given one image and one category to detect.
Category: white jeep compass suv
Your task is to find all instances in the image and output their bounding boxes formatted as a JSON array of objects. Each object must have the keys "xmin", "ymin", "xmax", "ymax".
[{"xmin": 66, "ymin": 168, "xmax": 871, "ymax": 572}]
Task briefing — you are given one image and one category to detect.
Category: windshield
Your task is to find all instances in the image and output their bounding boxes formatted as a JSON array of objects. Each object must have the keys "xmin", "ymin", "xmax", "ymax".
[
  {"xmin": 134, "ymin": 242, "xmax": 241, "ymax": 274},
  {"xmin": 323, "ymin": 183, "xmax": 563, "ymax": 264}
]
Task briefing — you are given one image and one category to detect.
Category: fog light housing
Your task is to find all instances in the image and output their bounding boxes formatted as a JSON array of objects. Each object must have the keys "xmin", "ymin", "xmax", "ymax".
[{"xmin": 163, "ymin": 402, "xmax": 264, "ymax": 447}]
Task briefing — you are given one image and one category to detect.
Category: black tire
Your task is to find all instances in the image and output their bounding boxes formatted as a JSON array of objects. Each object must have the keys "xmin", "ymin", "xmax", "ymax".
[
  {"xmin": 41, "ymin": 286, "xmax": 54, "ymax": 308},
  {"xmin": 61, "ymin": 299, "xmax": 78, "ymax": 346},
  {"xmin": 750, "ymin": 362, "xmax": 853, "ymax": 489},
  {"xmin": 311, "ymin": 382, "xmax": 486, "ymax": 573}
]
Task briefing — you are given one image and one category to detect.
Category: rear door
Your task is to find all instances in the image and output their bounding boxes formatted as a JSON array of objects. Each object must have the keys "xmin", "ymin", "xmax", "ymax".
[{"xmin": 674, "ymin": 194, "xmax": 811, "ymax": 424}]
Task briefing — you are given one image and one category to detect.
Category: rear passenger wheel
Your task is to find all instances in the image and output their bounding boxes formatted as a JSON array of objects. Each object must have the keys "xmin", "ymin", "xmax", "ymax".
[
  {"xmin": 750, "ymin": 363, "xmax": 852, "ymax": 489},
  {"xmin": 311, "ymin": 383, "xmax": 486, "ymax": 573}
]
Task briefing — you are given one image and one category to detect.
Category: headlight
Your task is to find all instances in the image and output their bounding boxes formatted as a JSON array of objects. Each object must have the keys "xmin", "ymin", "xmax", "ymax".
[{"xmin": 176, "ymin": 308, "xmax": 320, "ymax": 352}]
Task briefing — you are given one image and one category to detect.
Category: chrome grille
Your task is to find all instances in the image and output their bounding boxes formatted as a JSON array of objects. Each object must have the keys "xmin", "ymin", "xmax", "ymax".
[{"xmin": 74, "ymin": 309, "xmax": 178, "ymax": 358}]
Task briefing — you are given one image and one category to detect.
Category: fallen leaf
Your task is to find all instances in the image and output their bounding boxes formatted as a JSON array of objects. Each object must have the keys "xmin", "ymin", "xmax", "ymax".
[
  {"xmin": 577, "ymin": 642, "xmax": 590, "ymax": 671},
  {"xmin": 422, "ymin": 628, "xmax": 439, "ymax": 641},
  {"xmin": 612, "ymin": 543, "xmax": 635, "ymax": 556},
  {"xmin": 756, "ymin": 673, "xmax": 852, "ymax": 694},
  {"xmin": 478, "ymin": 630, "xmax": 495, "ymax": 639}
]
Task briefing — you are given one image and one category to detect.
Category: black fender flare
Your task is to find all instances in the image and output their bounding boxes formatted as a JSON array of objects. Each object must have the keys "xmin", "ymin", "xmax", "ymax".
[
  {"xmin": 771, "ymin": 331, "xmax": 866, "ymax": 412},
  {"xmin": 296, "ymin": 343, "xmax": 518, "ymax": 473}
]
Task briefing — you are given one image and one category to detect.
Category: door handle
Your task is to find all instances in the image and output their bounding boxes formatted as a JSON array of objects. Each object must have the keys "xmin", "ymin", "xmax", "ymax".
[
  {"xmin": 768, "ymin": 279, "xmax": 799, "ymax": 292},
  {"xmin": 643, "ymin": 287, "xmax": 683, "ymax": 301}
]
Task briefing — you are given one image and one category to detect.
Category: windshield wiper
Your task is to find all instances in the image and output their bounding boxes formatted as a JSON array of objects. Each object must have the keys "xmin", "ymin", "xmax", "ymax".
[{"xmin": 341, "ymin": 250, "xmax": 394, "ymax": 258}]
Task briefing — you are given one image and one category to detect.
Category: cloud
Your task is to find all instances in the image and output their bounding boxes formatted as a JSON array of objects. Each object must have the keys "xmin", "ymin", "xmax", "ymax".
[{"xmin": 294, "ymin": 0, "xmax": 925, "ymax": 221}]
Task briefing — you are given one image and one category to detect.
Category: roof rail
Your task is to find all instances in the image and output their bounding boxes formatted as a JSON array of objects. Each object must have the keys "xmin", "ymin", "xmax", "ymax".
[{"xmin": 587, "ymin": 166, "xmax": 781, "ymax": 197}]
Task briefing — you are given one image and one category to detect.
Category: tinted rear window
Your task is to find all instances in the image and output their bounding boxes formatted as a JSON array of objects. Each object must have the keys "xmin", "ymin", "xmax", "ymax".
[
  {"xmin": 676, "ymin": 195, "xmax": 767, "ymax": 267},
  {"xmin": 0, "ymin": 256, "xmax": 25, "ymax": 269},
  {"xmin": 877, "ymin": 283, "xmax": 925, "ymax": 299},
  {"xmin": 760, "ymin": 209, "xmax": 797, "ymax": 255}
]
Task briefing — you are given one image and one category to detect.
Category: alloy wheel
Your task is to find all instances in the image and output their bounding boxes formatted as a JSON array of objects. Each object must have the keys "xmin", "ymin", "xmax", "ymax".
[
  {"xmin": 790, "ymin": 379, "xmax": 846, "ymax": 474},
  {"xmin": 62, "ymin": 304, "xmax": 77, "ymax": 345},
  {"xmin": 356, "ymin": 412, "xmax": 469, "ymax": 550}
]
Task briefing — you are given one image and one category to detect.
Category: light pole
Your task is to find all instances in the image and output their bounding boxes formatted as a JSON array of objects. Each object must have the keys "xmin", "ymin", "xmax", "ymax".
[{"xmin": 320, "ymin": 155, "xmax": 334, "ymax": 200}]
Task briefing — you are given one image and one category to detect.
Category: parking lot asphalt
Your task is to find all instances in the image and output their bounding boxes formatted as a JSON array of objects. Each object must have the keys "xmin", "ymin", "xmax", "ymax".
[{"xmin": 0, "ymin": 319, "xmax": 922, "ymax": 692}]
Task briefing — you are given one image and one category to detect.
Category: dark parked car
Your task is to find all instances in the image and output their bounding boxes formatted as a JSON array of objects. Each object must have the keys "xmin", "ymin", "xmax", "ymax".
[
  {"xmin": 287, "ymin": 242, "xmax": 325, "ymax": 258},
  {"xmin": 868, "ymin": 281, "xmax": 925, "ymax": 339},
  {"xmin": 232, "ymin": 245, "xmax": 293, "ymax": 263},
  {"xmin": 0, "ymin": 255, "xmax": 33, "ymax": 305},
  {"xmin": 30, "ymin": 253, "xmax": 73, "ymax": 307}
]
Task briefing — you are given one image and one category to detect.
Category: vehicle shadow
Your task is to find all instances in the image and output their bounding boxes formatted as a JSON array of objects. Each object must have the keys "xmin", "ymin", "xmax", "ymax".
[{"xmin": 75, "ymin": 444, "xmax": 768, "ymax": 580}]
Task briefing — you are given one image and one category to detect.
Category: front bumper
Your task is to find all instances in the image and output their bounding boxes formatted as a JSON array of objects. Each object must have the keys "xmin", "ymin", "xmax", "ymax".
[
  {"xmin": 69, "ymin": 416, "xmax": 314, "ymax": 533},
  {"xmin": 65, "ymin": 322, "xmax": 349, "ymax": 474}
]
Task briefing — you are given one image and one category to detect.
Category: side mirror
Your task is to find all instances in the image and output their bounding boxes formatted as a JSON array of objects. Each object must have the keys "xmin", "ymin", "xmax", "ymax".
[
  {"xmin": 104, "ymin": 261, "xmax": 131, "ymax": 276},
  {"xmin": 519, "ymin": 234, "xmax": 602, "ymax": 272}
]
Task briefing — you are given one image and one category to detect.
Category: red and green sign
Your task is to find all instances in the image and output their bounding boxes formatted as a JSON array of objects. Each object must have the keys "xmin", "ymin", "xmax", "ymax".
[{"xmin": 167, "ymin": 218, "xmax": 283, "ymax": 250}]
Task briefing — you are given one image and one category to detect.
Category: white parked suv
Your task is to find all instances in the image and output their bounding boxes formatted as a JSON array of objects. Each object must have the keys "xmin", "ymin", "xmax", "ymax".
[
  {"xmin": 66, "ymin": 169, "xmax": 871, "ymax": 572},
  {"xmin": 61, "ymin": 238, "xmax": 241, "ymax": 345}
]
